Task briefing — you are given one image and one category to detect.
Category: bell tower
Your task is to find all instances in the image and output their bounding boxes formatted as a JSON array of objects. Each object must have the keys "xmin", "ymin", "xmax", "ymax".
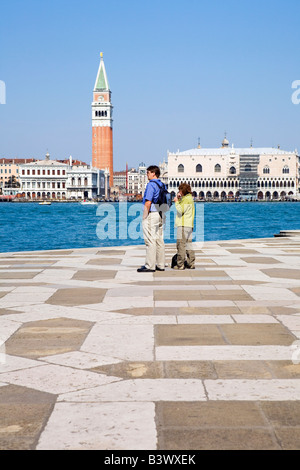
[{"xmin": 92, "ymin": 52, "xmax": 113, "ymax": 185}]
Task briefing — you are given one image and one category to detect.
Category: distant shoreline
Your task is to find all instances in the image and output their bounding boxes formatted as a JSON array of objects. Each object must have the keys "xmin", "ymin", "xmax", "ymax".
[{"xmin": 0, "ymin": 199, "xmax": 299, "ymax": 204}]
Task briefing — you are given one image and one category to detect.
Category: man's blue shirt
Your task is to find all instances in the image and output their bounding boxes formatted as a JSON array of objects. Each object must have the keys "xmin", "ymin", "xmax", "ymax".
[{"xmin": 143, "ymin": 178, "xmax": 163, "ymax": 212}]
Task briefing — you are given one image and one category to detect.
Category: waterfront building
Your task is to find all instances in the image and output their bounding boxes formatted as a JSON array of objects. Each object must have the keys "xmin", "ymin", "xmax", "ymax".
[
  {"xmin": 92, "ymin": 53, "xmax": 114, "ymax": 186},
  {"xmin": 0, "ymin": 158, "xmax": 36, "ymax": 190},
  {"xmin": 159, "ymin": 159, "xmax": 168, "ymax": 186},
  {"xmin": 19, "ymin": 153, "xmax": 109, "ymax": 200},
  {"xmin": 113, "ymin": 171, "xmax": 127, "ymax": 192},
  {"xmin": 168, "ymin": 137, "xmax": 299, "ymax": 201},
  {"xmin": 19, "ymin": 153, "xmax": 68, "ymax": 199},
  {"xmin": 66, "ymin": 156, "xmax": 107, "ymax": 200},
  {"xmin": 127, "ymin": 163, "xmax": 147, "ymax": 195},
  {"xmin": 113, "ymin": 163, "xmax": 147, "ymax": 196}
]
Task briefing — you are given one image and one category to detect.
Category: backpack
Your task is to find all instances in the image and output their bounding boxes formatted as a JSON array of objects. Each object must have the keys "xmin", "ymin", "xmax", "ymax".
[
  {"xmin": 171, "ymin": 254, "xmax": 188, "ymax": 269},
  {"xmin": 150, "ymin": 180, "xmax": 172, "ymax": 213}
]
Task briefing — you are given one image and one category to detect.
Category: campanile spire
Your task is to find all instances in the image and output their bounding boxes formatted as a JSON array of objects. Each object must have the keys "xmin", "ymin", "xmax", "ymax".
[{"xmin": 92, "ymin": 53, "xmax": 114, "ymax": 185}]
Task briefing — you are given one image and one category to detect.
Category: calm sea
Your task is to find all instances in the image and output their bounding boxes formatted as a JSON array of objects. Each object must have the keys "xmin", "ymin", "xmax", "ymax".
[{"xmin": 0, "ymin": 201, "xmax": 300, "ymax": 253}]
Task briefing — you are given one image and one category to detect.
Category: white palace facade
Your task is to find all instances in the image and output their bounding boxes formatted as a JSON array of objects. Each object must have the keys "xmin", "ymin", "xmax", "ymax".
[
  {"xmin": 19, "ymin": 153, "xmax": 109, "ymax": 200},
  {"xmin": 168, "ymin": 138, "xmax": 300, "ymax": 201}
]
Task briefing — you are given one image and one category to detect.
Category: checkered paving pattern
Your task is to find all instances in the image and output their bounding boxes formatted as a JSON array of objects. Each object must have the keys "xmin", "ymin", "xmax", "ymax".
[{"xmin": 0, "ymin": 238, "xmax": 300, "ymax": 449}]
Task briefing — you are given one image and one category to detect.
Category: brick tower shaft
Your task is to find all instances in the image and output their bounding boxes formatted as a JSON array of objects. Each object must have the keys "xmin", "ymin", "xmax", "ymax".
[{"xmin": 92, "ymin": 53, "xmax": 113, "ymax": 185}]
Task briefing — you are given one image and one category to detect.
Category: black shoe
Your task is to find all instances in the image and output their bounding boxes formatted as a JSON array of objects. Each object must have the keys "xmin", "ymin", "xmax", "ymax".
[
  {"xmin": 156, "ymin": 266, "xmax": 165, "ymax": 271},
  {"xmin": 137, "ymin": 266, "xmax": 155, "ymax": 273}
]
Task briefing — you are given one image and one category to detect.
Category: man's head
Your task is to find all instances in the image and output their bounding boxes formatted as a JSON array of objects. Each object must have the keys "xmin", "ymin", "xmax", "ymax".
[
  {"xmin": 178, "ymin": 183, "xmax": 192, "ymax": 196},
  {"xmin": 147, "ymin": 165, "xmax": 160, "ymax": 180}
]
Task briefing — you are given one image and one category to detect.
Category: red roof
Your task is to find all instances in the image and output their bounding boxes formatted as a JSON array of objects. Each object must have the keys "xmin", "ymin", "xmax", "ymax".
[
  {"xmin": 0, "ymin": 158, "xmax": 37, "ymax": 164},
  {"xmin": 57, "ymin": 159, "xmax": 88, "ymax": 166}
]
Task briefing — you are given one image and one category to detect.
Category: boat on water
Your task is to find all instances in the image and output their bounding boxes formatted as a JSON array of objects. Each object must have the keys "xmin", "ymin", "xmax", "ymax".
[
  {"xmin": 80, "ymin": 200, "xmax": 98, "ymax": 205},
  {"xmin": 39, "ymin": 201, "xmax": 52, "ymax": 205}
]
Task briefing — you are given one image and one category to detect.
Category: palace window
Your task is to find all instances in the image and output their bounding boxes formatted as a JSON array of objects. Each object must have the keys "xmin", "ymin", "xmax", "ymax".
[
  {"xmin": 263, "ymin": 166, "xmax": 270, "ymax": 174},
  {"xmin": 215, "ymin": 164, "xmax": 221, "ymax": 173},
  {"xmin": 178, "ymin": 164, "xmax": 184, "ymax": 173},
  {"xmin": 282, "ymin": 166, "xmax": 290, "ymax": 174},
  {"xmin": 196, "ymin": 164, "xmax": 202, "ymax": 173},
  {"xmin": 229, "ymin": 166, "xmax": 236, "ymax": 174},
  {"xmin": 245, "ymin": 164, "xmax": 252, "ymax": 172}
]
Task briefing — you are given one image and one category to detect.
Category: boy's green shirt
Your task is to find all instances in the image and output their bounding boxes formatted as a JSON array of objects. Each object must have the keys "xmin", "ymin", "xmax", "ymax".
[{"xmin": 175, "ymin": 193, "xmax": 195, "ymax": 228}]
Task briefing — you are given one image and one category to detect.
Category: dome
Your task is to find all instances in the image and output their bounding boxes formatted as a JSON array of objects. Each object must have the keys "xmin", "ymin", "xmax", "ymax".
[{"xmin": 222, "ymin": 136, "xmax": 229, "ymax": 148}]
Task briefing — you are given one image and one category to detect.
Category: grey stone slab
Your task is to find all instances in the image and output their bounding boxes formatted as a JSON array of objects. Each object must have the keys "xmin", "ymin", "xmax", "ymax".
[
  {"xmin": 46, "ymin": 287, "xmax": 107, "ymax": 306},
  {"xmin": 0, "ymin": 384, "xmax": 56, "ymax": 450},
  {"xmin": 5, "ymin": 317, "xmax": 94, "ymax": 359}
]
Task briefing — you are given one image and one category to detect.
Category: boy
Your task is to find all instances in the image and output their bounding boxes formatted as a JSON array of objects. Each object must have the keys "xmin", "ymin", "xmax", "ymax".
[
  {"xmin": 173, "ymin": 183, "xmax": 195, "ymax": 270},
  {"xmin": 137, "ymin": 165, "xmax": 165, "ymax": 272}
]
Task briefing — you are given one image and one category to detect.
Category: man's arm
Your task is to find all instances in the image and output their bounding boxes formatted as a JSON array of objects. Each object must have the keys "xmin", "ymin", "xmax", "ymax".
[{"xmin": 143, "ymin": 200, "xmax": 152, "ymax": 219}]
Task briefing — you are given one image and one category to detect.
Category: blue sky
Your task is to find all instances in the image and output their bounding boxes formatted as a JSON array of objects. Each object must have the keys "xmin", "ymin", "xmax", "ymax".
[{"xmin": 0, "ymin": 0, "xmax": 299, "ymax": 170}]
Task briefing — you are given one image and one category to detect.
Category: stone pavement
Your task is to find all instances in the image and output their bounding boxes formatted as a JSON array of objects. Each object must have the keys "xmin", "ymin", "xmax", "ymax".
[{"xmin": 0, "ymin": 237, "xmax": 300, "ymax": 450}]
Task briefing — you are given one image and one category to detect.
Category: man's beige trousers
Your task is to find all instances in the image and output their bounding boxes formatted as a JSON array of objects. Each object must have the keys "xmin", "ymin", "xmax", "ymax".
[{"xmin": 142, "ymin": 212, "xmax": 165, "ymax": 271}]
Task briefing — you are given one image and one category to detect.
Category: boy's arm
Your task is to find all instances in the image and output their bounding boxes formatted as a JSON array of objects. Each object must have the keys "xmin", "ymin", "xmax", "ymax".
[{"xmin": 143, "ymin": 200, "xmax": 152, "ymax": 219}]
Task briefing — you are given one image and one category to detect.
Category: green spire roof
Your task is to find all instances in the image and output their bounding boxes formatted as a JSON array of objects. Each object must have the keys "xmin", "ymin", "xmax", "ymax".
[{"xmin": 94, "ymin": 53, "xmax": 110, "ymax": 91}]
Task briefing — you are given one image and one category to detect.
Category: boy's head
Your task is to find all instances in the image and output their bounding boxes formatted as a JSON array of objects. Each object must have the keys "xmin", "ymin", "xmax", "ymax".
[
  {"xmin": 179, "ymin": 183, "xmax": 192, "ymax": 196},
  {"xmin": 147, "ymin": 165, "xmax": 160, "ymax": 179}
]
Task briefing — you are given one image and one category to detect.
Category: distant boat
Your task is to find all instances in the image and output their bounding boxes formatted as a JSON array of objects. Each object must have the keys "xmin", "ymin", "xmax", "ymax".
[
  {"xmin": 80, "ymin": 200, "xmax": 98, "ymax": 205},
  {"xmin": 39, "ymin": 201, "xmax": 51, "ymax": 205}
]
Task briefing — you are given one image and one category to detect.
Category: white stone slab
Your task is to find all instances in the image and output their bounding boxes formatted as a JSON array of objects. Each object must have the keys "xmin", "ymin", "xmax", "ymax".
[
  {"xmin": 106, "ymin": 287, "xmax": 152, "ymax": 297},
  {"xmin": 276, "ymin": 315, "xmax": 300, "ymax": 332},
  {"xmin": 156, "ymin": 345, "xmax": 293, "ymax": 361},
  {"xmin": 33, "ymin": 269, "xmax": 76, "ymax": 281},
  {"xmin": 59, "ymin": 379, "xmax": 207, "ymax": 403},
  {"xmin": 41, "ymin": 351, "xmax": 122, "ymax": 369},
  {"xmin": 115, "ymin": 271, "xmax": 154, "ymax": 281},
  {"xmin": 205, "ymin": 379, "xmax": 300, "ymax": 401},
  {"xmin": 0, "ymin": 301, "xmax": 46, "ymax": 308},
  {"xmin": 242, "ymin": 286, "xmax": 300, "ymax": 301},
  {"xmin": 0, "ymin": 355, "xmax": 45, "ymax": 374},
  {"xmin": 224, "ymin": 268, "xmax": 271, "ymax": 282},
  {"xmin": 188, "ymin": 300, "xmax": 235, "ymax": 307},
  {"xmin": 0, "ymin": 364, "xmax": 120, "ymax": 394},
  {"xmin": 1, "ymin": 292, "xmax": 53, "ymax": 304},
  {"xmin": 109, "ymin": 315, "xmax": 178, "ymax": 325},
  {"xmin": 37, "ymin": 402, "xmax": 157, "ymax": 450},
  {"xmin": 232, "ymin": 315, "xmax": 278, "ymax": 323},
  {"xmin": 154, "ymin": 301, "xmax": 189, "ymax": 308},
  {"xmin": 177, "ymin": 315, "xmax": 234, "ymax": 324},
  {"xmin": 81, "ymin": 324, "xmax": 154, "ymax": 361},
  {"xmin": 11, "ymin": 286, "xmax": 57, "ymax": 294},
  {"xmin": 91, "ymin": 297, "xmax": 154, "ymax": 310},
  {"xmin": 0, "ymin": 319, "xmax": 22, "ymax": 343}
]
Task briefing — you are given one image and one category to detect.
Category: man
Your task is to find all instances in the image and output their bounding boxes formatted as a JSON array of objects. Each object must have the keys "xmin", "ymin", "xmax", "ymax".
[
  {"xmin": 137, "ymin": 165, "xmax": 165, "ymax": 273},
  {"xmin": 173, "ymin": 183, "xmax": 195, "ymax": 270}
]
